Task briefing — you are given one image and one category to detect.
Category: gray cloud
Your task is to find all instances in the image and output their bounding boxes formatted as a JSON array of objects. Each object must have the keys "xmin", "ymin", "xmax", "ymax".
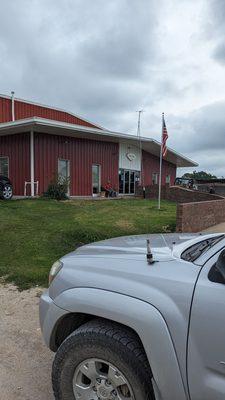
[
  {"xmin": 207, "ymin": 0, "xmax": 225, "ymax": 62},
  {"xmin": 171, "ymin": 100, "xmax": 225, "ymax": 153},
  {"xmin": 162, "ymin": 100, "xmax": 225, "ymax": 177},
  {"xmin": 78, "ymin": 3, "xmax": 158, "ymax": 79},
  {"xmin": 213, "ymin": 41, "xmax": 225, "ymax": 64},
  {"xmin": 0, "ymin": 0, "xmax": 225, "ymax": 176},
  {"xmin": 208, "ymin": 0, "xmax": 225, "ymax": 35},
  {"xmin": 0, "ymin": 0, "xmax": 160, "ymax": 128}
]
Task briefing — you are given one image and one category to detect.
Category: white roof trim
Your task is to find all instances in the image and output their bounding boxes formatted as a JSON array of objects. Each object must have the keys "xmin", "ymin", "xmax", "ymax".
[
  {"xmin": 0, "ymin": 93, "xmax": 105, "ymax": 130},
  {"xmin": 0, "ymin": 117, "xmax": 198, "ymax": 167}
]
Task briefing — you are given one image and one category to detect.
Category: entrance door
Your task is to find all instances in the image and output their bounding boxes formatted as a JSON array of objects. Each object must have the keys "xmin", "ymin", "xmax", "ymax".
[
  {"xmin": 119, "ymin": 169, "xmax": 139, "ymax": 194},
  {"xmin": 92, "ymin": 165, "xmax": 101, "ymax": 196},
  {"xmin": 130, "ymin": 171, "xmax": 135, "ymax": 194},
  {"xmin": 124, "ymin": 170, "xmax": 130, "ymax": 194},
  {"xmin": 188, "ymin": 248, "xmax": 225, "ymax": 399},
  {"xmin": 58, "ymin": 159, "xmax": 70, "ymax": 194}
]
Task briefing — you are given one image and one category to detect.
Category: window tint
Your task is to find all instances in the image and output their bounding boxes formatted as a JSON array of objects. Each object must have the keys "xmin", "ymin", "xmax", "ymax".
[
  {"xmin": 208, "ymin": 263, "xmax": 225, "ymax": 284},
  {"xmin": 0, "ymin": 157, "xmax": 9, "ymax": 177}
]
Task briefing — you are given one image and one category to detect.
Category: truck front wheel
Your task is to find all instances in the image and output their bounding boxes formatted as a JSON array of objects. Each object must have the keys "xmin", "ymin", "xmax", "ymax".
[{"xmin": 52, "ymin": 319, "xmax": 154, "ymax": 400}]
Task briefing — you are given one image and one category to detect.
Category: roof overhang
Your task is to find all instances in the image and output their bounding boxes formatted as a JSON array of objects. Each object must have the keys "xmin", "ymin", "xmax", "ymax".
[{"xmin": 0, "ymin": 117, "xmax": 198, "ymax": 168}]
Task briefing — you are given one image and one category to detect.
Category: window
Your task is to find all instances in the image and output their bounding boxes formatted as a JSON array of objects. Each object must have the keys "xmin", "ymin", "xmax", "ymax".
[
  {"xmin": 58, "ymin": 159, "xmax": 70, "ymax": 193},
  {"xmin": 0, "ymin": 157, "xmax": 9, "ymax": 177},
  {"xmin": 208, "ymin": 262, "xmax": 225, "ymax": 284},
  {"xmin": 92, "ymin": 164, "xmax": 101, "ymax": 195},
  {"xmin": 166, "ymin": 175, "xmax": 171, "ymax": 185},
  {"xmin": 152, "ymin": 173, "xmax": 158, "ymax": 185},
  {"xmin": 58, "ymin": 159, "xmax": 70, "ymax": 180}
]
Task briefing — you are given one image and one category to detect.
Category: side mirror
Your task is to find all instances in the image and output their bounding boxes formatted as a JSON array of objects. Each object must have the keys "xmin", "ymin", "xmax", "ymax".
[{"xmin": 209, "ymin": 249, "xmax": 225, "ymax": 284}]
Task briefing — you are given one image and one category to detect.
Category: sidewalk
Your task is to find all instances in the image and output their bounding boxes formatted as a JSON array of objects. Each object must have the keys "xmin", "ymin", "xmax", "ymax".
[{"xmin": 202, "ymin": 222, "xmax": 225, "ymax": 233}]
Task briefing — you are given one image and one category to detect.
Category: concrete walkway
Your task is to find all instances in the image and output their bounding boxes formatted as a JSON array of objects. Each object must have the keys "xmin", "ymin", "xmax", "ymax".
[{"xmin": 202, "ymin": 222, "xmax": 225, "ymax": 233}]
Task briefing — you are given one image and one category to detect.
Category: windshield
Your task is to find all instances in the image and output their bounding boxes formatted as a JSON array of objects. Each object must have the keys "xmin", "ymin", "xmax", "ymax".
[{"xmin": 181, "ymin": 235, "xmax": 225, "ymax": 262}]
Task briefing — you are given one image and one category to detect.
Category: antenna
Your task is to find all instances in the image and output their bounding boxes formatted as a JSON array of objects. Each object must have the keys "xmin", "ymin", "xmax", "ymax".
[{"xmin": 146, "ymin": 239, "xmax": 154, "ymax": 264}]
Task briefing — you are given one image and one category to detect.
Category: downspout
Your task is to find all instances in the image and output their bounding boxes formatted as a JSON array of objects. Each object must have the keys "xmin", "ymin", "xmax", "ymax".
[
  {"xmin": 30, "ymin": 129, "xmax": 35, "ymax": 197},
  {"xmin": 11, "ymin": 91, "xmax": 15, "ymax": 121}
]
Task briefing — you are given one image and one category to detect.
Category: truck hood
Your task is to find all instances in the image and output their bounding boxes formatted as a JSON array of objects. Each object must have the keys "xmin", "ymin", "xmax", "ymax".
[
  {"xmin": 72, "ymin": 233, "xmax": 200, "ymax": 262},
  {"xmin": 54, "ymin": 232, "xmax": 202, "ymax": 310}
]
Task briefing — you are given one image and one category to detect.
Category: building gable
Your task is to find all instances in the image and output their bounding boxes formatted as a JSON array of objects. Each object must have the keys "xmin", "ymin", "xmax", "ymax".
[{"xmin": 0, "ymin": 95, "xmax": 102, "ymax": 130}]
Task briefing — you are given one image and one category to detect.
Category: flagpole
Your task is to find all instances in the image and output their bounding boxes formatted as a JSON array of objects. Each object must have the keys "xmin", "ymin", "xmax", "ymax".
[
  {"xmin": 136, "ymin": 110, "xmax": 143, "ymax": 185},
  {"xmin": 158, "ymin": 112, "xmax": 164, "ymax": 210}
]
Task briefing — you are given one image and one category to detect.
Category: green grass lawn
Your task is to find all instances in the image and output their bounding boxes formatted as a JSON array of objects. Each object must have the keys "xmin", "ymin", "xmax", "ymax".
[{"xmin": 0, "ymin": 198, "xmax": 176, "ymax": 289}]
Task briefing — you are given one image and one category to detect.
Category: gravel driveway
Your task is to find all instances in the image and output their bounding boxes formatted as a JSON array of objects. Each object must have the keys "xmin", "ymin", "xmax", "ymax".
[{"xmin": 0, "ymin": 284, "xmax": 54, "ymax": 400}]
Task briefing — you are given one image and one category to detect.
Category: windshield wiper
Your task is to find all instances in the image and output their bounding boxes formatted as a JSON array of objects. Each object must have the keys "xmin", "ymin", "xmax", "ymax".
[{"xmin": 182, "ymin": 235, "xmax": 225, "ymax": 262}]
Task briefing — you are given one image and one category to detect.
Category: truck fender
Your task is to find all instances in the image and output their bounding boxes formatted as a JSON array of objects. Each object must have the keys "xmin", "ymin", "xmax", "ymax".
[{"xmin": 50, "ymin": 288, "xmax": 188, "ymax": 400}]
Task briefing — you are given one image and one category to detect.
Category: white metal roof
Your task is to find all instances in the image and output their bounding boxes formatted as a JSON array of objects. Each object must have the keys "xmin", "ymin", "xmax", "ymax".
[{"xmin": 0, "ymin": 117, "xmax": 198, "ymax": 168}]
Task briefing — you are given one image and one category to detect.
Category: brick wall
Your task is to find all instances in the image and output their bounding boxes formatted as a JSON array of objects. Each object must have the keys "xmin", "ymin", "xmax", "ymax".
[
  {"xmin": 142, "ymin": 185, "xmax": 223, "ymax": 203},
  {"xmin": 176, "ymin": 199, "xmax": 225, "ymax": 232}
]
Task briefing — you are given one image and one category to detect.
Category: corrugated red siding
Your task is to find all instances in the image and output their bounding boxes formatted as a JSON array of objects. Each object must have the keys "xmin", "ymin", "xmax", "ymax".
[
  {"xmin": 34, "ymin": 133, "xmax": 119, "ymax": 196},
  {"xmin": 0, "ymin": 133, "xmax": 30, "ymax": 195},
  {"xmin": 142, "ymin": 150, "xmax": 176, "ymax": 186},
  {"xmin": 0, "ymin": 97, "xmax": 100, "ymax": 129},
  {"xmin": 0, "ymin": 131, "xmax": 176, "ymax": 196}
]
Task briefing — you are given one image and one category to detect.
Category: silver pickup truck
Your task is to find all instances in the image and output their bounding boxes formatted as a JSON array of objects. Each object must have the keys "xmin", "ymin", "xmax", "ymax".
[{"xmin": 40, "ymin": 233, "xmax": 225, "ymax": 400}]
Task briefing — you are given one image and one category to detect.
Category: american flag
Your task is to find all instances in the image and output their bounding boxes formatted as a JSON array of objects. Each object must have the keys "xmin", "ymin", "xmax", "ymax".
[{"xmin": 162, "ymin": 114, "xmax": 168, "ymax": 158}]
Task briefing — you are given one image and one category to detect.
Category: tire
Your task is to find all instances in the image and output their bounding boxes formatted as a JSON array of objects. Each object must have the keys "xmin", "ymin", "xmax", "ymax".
[
  {"xmin": 0, "ymin": 184, "xmax": 13, "ymax": 200},
  {"xmin": 52, "ymin": 319, "xmax": 154, "ymax": 400}
]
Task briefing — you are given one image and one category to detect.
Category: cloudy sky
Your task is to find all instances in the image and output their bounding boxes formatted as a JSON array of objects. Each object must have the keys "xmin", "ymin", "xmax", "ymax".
[{"xmin": 0, "ymin": 0, "xmax": 224, "ymax": 176}]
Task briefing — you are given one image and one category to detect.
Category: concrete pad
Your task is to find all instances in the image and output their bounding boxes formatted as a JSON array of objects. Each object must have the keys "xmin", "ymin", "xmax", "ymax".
[{"xmin": 202, "ymin": 222, "xmax": 225, "ymax": 233}]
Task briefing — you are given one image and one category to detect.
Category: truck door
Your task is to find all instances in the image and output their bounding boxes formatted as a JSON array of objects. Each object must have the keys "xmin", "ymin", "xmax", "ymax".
[{"xmin": 188, "ymin": 248, "xmax": 225, "ymax": 400}]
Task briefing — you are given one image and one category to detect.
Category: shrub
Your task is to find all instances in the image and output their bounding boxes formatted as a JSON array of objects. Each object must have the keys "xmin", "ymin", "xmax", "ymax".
[{"xmin": 43, "ymin": 174, "xmax": 70, "ymax": 200}]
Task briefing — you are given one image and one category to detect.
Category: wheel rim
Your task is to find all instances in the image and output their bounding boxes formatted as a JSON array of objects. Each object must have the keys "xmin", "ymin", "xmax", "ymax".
[
  {"xmin": 73, "ymin": 358, "xmax": 135, "ymax": 400},
  {"xmin": 3, "ymin": 185, "xmax": 12, "ymax": 199}
]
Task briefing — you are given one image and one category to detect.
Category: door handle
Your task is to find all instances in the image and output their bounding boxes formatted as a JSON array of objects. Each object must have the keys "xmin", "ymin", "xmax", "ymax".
[{"xmin": 220, "ymin": 361, "xmax": 225, "ymax": 366}]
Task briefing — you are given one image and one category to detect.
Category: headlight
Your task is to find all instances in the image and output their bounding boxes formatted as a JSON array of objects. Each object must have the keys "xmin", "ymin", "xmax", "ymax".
[{"xmin": 49, "ymin": 260, "xmax": 63, "ymax": 285}]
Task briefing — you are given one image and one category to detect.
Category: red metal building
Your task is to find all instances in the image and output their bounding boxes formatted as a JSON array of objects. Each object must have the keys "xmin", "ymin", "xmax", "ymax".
[{"xmin": 0, "ymin": 94, "xmax": 197, "ymax": 197}]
